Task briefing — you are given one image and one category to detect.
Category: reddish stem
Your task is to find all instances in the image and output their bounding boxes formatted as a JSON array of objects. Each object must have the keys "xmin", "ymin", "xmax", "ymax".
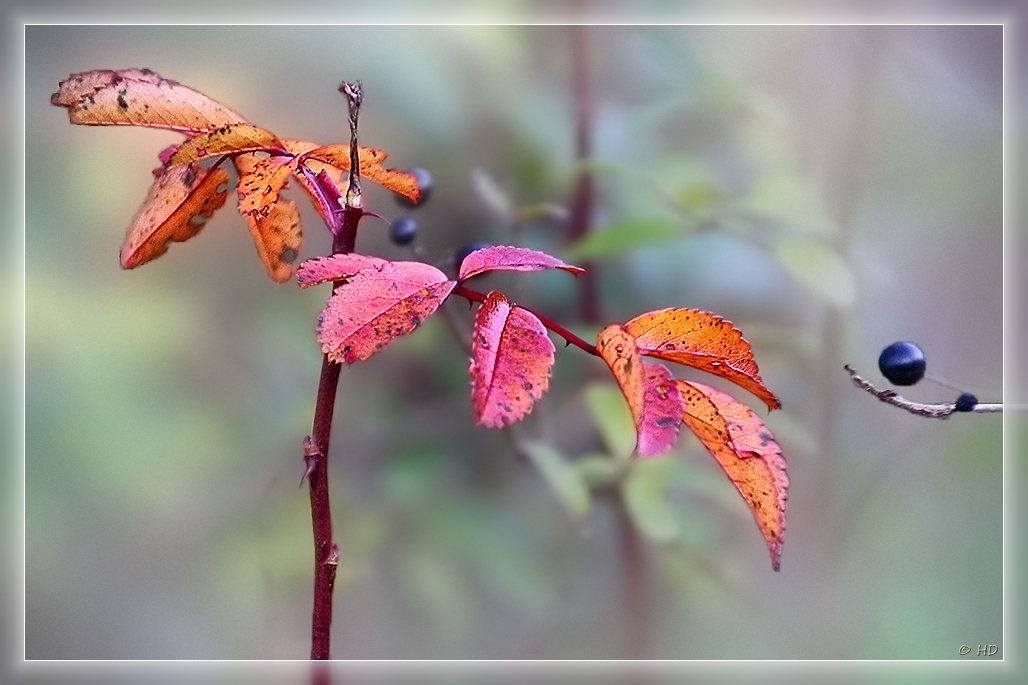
[
  {"xmin": 451, "ymin": 285, "xmax": 598, "ymax": 356},
  {"xmin": 307, "ymin": 82, "xmax": 365, "ymax": 662}
]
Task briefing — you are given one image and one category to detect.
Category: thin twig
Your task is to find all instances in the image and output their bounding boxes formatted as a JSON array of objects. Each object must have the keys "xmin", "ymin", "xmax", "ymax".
[
  {"xmin": 451, "ymin": 284, "xmax": 598, "ymax": 356},
  {"xmin": 844, "ymin": 365, "xmax": 1003, "ymax": 417}
]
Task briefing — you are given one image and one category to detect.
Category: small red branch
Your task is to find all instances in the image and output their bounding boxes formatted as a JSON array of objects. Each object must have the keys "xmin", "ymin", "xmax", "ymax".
[{"xmin": 452, "ymin": 285, "xmax": 598, "ymax": 356}]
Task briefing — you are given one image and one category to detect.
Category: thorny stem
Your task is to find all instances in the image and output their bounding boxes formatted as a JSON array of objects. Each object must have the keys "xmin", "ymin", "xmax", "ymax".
[
  {"xmin": 844, "ymin": 365, "xmax": 1004, "ymax": 417},
  {"xmin": 451, "ymin": 285, "xmax": 598, "ymax": 356},
  {"xmin": 306, "ymin": 81, "xmax": 365, "ymax": 662}
]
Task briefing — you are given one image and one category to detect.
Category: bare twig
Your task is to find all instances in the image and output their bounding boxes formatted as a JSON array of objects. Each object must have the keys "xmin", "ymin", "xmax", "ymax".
[{"xmin": 844, "ymin": 365, "xmax": 1002, "ymax": 417}]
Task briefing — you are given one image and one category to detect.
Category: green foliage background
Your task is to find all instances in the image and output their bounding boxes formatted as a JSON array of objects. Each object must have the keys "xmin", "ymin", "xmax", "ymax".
[{"xmin": 25, "ymin": 25, "xmax": 1002, "ymax": 661}]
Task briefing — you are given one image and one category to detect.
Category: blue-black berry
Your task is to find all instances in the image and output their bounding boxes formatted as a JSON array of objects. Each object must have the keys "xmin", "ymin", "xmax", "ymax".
[
  {"xmin": 953, "ymin": 392, "xmax": 978, "ymax": 412},
  {"xmin": 454, "ymin": 241, "xmax": 492, "ymax": 269},
  {"xmin": 878, "ymin": 341, "xmax": 926, "ymax": 386},
  {"xmin": 389, "ymin": 216, "xmax": 418, "ymax": 246},
  {"xmin": 397, "ymin": 167, "xmax": 433, "ymax": 208}
]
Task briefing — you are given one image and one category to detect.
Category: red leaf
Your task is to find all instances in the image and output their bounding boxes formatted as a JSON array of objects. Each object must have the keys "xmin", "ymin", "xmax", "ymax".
[
  {"xmin": 624, "ymin": 308, "xmax": 781, "ymax": 411},
  {"xmin": 120, "ymin": 163, "xmax": 229, "ymax": 269},
  {"xmin": 470, "ymin": 292, "xmax": 555, "ymax": 428},
  {"xmin": 168, "ymin": 124, "xmax": 283, "ymax": 167},
  {"xmin": 457, "ymin": 246, "xmax": 586, "ymax": 284},
  {"xmin": 51, "ymin": 69, "xmax": 247, "ymax": 133},
  {"xmin": 316, "ymin": 261, "xmax": 455, "ymax": 364},
  {"xmin": 678, "ymin": 380, "xmax": 788, "ymax": 571},
  {"xmin": 596, "ymin": 325, "xmax": 685, "ymax": 458},
  {"xmin": 296, "ymin": 254, "xmax": 390, "ymax": 288}
]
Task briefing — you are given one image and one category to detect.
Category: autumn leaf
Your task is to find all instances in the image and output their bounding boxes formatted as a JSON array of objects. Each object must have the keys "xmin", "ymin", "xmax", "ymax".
[
  {"xmin": 301, "ymin": 144, "xmax": 420, "ymax": 203},
  {"xmin": 296, "ymin": 253, "xmax": 390, "ymax": 287},
  {"xmin": 315, "ymin": 261, "xmax": 455, "ymax": 364},
  {"xmin": 624, "ymin": 308, "xmax": 781, "ymax": 411},
  {"xmin": 167, "ymin": 124, "xmax": 284, "ymax": 167},
  {"xmin": 51, "ymin": 69, "xmax": 247, "ymax": 133},
  {"xmin": 234, "ymin": 154, "xmax": 300, "ymax": 219},
  {"xmin": 596, "ymin": 324, "xmax": 685, "ymax": 458},
  {"xmin": 677, "ymin": 380, "xmax": 788, "ymax": 571},
  {"xmin": 244, "ymin": 199, "xmax": 302, "ymax": 283},
  {"xmin": 470, "ymin": 291, "xmax": 555, "ymax": 428},
  {"xmin": 457, "ymin": 245, "xmax": 586, "ymax": 284},
  {"xmin": 120, "ymin": 163, "xmax": 230, "ymax": 270}
]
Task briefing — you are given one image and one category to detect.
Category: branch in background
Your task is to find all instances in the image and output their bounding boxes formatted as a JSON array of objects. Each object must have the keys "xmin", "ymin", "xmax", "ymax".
[{"xmin": 844, "ymin": 365, "xmax": 1003, "ymax": 417}]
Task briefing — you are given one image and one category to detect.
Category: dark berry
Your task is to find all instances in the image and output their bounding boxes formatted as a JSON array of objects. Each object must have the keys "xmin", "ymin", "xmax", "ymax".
[
  {"xmin": 878, "ymin": 341, "xmax": 926, "ymax": 386},
  {"xmin": 953, "ymin": 392, "xmax": 978, "ymax": 412},
  {"xmin": 454, "ymin": 241, "xmax": 492, "ymax": 270},
  {"xmin": 389, "ymin": 216, "xmax": 418, "ymax": 246},
  {"xmin": 396, "ymin": 167, "xmax": 433, "ymax": 208}
]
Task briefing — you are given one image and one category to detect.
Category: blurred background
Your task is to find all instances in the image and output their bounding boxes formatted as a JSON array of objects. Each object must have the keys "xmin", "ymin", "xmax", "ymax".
[{"xmin": 24, "ymin": 24, "xmax": 1003, "ymax": 663}]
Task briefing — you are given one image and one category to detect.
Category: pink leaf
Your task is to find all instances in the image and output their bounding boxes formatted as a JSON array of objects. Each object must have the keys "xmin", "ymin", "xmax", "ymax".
[
  {"xmin": 296, "ymin": 254, "xmax": 390, "ymax": 288},
  {"xmin": 595, "ymin": 324, "xmax": 686, "ymax": 457},
  {"xmin": 470, "ymin": 291, "xmax": 555, "ymax": 428},
  {"xmin": 458, "ymin": 245, "xmax": 585, "ymax": 284},
  {"xmin": 316, "ymin": 261, "xmax": 455, "ymax": 364}
]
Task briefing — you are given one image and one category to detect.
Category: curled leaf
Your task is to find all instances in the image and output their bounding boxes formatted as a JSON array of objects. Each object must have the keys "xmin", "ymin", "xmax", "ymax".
[
  {"xmin": 316, "ymin": 261, "xmax": 455, "ymax": 364},
  {"xmin": 624, "ymin": 308, "xmax": 780, "ymax": 411},
  {"xmin": 678, "ymin": 380, "xmax": 788, "ymax": 571},
  {"xmin": 168, "ymin": 124, "xmax": 283, "ymax": 167},
  {"xmin": 596, "ymin": 325, "xmax": 684, "ymax": 458},
  {"xmin": 120, "ymin": 163, "xmax": 229, "ymax": 269},
  {"xmin": 296, "ymin": 254, "xmax": 390, "ymax": 288},
  {"xmin": 51, "ymin": 69, "xmax": 247, "ymax": 133},
  {"xmin": 470, "ymin": 291, "xmax": 555, "ymax": 428},
  {"xmin": 458, "ymin": 245, "xmax": 585, "ymax": 284}
]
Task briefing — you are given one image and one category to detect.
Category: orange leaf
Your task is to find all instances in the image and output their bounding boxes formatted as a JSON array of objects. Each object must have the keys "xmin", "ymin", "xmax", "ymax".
[
  {"xmin": 120, "ymin": 163, "xmax": 229, "ymax": 269},
  {"xmin": 470, "ymin": 292, "xmax": 555, "ymax": 428},
  {"xmin": 596, "ymin": 324, "xmax": 685, "ymax": 458},
  {"xmin": 51, "ymin": 69, "xmax": 247, "ymax": 133},
  {"xmin": 624, "ymin": 308, "xmax": 781, "ymax": 411},
  {"xmin": 168, "ymin": 124, "xmax": 283, "ymax": 167},
  {"xmin": 244, "ymin": 199, "xmax": 302, "ymax": 283},
  {"xmin": 301, "ymin": 145, "xmax": 420, "ymax": 203},
  {"xmin": 234, "ymin": 154, "xmax": 299, "ymax": 219},
  {"xmin": 316, "ymin": 261, "xmax": 455, "ymax": 364},
  {"xmin": 678, "ymin": 380, "xmax": 788, "ymax": 571}
]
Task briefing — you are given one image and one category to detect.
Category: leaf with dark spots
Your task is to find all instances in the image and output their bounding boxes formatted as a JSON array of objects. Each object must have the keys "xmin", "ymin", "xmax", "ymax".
[
  {"xmin": 168, "ymin": 124, "xmax": 284, "ymax": 166},
  {"xmin": 234, "ymin": 153, "xmax": 299, "ymax": 219},
  {"xmin": 51, "ymin": 69, "xmax": 248, "ymax": 133},
  {"xmin": 677, "ymin": 380, "xmax": 788, "ymax": 571},
  {"xmin": 120, "ymin": 162, "xmax": 229, "ymax": 269},
  {"xmin": 596, "ymin": 324, "xmax": 685, "ymax": 458},
  {"xmin": 315, "ymin": 261, "xmax": 455, "ymax": 364},
  {"xmin": 469, "ymin": 291, "xmax": 555, "ymax": 428},
  {"xmin": 244, "ymin": 198, "xmax": 302, "ymax": 283},
  {"xmin": 624, "ymin": 308, "xmax": 781, "ymax": 410},
  {"xmin": 457, "ymin": 245, "xmax": 586, "ymax": 284}
]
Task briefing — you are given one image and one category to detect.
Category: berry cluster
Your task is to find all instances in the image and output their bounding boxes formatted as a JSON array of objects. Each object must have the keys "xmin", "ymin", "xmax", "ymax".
[{"xmin": 877, "ymin": 341, "xmax": 977, "ymax": 411}]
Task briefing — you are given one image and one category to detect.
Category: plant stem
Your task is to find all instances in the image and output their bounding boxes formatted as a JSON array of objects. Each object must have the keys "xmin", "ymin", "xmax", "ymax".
[
  {"xmin": 616, "ymin": 491, "xmax": 649, "ymax": 660},
  {"xmin": 306, "ymin": 81, "xmax": 365, "ymax": 662},
  {"xmin": 451, "ymin": 284, "xmax": 598, "ymax": 356}
]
